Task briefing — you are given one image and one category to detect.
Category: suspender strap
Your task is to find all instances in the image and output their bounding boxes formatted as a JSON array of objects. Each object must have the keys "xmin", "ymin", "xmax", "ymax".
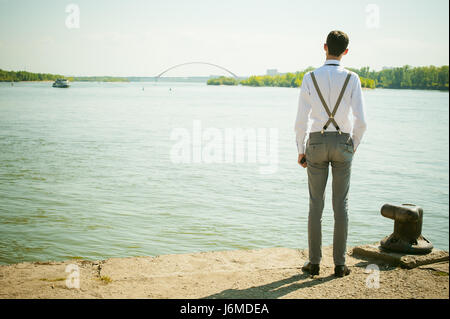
[{"xmin": 310, "ymin": 72, "xmax": 352, "ymax": 134}]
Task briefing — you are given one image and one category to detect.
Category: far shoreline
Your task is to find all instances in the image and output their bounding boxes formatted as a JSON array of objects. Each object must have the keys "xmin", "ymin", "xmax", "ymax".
[{"xmin": 2, "ymin": 81, "xmax": 449, "ymax": 92}]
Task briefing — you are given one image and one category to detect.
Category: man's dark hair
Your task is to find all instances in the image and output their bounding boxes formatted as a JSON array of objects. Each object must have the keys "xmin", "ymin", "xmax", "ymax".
[{"xmin": 326, "ymin": 31, "xmax": 349, "ymax": 56}]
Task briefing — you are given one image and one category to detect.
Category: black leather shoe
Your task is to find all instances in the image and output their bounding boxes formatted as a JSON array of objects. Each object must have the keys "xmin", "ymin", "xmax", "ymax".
[
  {"xmin": 334, "ymin": 265, "xmax": 351, "ymax": 277},
  {"xmin": 302, "ymin": 262, "xmax": 320, "ymax": 276}
]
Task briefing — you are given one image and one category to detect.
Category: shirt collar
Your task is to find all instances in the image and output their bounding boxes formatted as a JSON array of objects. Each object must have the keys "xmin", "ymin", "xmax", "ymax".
[{"xmin": 324, "ymin": 59, "xmax": 341, "ymax": 66}]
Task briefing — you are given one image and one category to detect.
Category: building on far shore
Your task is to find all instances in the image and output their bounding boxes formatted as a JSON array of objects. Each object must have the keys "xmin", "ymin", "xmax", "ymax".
[{"xmin": 266, "ymin": 69, "xmax": 279, "ymax": 76}]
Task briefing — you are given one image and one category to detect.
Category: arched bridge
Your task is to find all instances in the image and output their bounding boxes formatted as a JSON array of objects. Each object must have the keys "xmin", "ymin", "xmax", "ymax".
[{"xmin": 155, "ymin": 62, "xmax": 238, "ymax": 79}]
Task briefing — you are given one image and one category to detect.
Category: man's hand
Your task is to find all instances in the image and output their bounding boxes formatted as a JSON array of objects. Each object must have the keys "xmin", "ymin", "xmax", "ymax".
[{"xmin": 298, "ymin": 154, "xmax": 307, "ymax": 168}]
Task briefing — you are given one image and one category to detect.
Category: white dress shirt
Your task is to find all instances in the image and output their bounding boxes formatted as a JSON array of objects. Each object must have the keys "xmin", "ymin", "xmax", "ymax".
[{"xmin": 294, "ymin": 59, "xmax": 367, "ymax": 154}]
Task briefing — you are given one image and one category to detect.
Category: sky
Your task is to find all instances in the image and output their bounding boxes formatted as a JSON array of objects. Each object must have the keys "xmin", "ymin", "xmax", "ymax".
[{"xmin": 0, "ymin": 0, "xmax": 448, "ymax": 77}]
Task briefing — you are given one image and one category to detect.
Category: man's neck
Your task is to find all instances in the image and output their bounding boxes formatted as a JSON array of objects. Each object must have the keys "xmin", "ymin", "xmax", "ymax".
[{"xmin": 326, "ymin": 55, "xmax": 342, "ymax": 62}]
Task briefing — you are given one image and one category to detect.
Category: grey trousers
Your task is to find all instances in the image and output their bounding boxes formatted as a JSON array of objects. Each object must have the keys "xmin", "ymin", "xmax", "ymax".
[{"xmin": 305, "ymin": 131, "xmax": 354, "ymax": 266}]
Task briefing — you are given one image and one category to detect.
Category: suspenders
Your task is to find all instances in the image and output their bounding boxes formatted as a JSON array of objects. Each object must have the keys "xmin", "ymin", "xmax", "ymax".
[{"xmin": 310, "ymin": 71, "xmax": 352, "ymax": 134}]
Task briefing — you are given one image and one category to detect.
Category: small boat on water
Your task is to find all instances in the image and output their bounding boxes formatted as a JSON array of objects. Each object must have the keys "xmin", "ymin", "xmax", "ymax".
[{"xmin": 52, "ymin": 78, "xmax": 70, "ymax": 88}]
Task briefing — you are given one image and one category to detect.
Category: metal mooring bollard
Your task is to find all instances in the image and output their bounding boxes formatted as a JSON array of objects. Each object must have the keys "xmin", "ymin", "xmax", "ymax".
[{"xmin": 380, "ymin": 203, "xmax": 433, "ymax": 254}]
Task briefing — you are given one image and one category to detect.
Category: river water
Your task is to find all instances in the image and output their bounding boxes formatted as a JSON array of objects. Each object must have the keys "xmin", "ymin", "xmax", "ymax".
[{"xmin": 0, "ymin": 81, "xmax": 448, "ymax": 264}]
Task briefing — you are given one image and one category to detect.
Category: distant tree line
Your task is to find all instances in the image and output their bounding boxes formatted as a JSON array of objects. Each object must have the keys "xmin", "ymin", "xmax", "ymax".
[
  {"xmin": 0, "ymin": 69, "xmax": 70, "ymax": 82},
  {"xmin": 209, "ymin": 68, "xmax": 375, "ymax": 89},
  {"xmin": 209, "ymin": 65, "xmax": 448, "ymax": 91},
  {"xmin": 348, "ymin": 65, "xmax": 448, "ymax": 90},
  {"xmin": 240, "ymin": 72, "xmax": 307, "ymax": 88},
  {"xmin": 0, "ymin": 69, "xmax": 128, "ymax": 82},
  {"xmin": 206, "ymin": 76, "xmax": 239, "ymax": 86}
]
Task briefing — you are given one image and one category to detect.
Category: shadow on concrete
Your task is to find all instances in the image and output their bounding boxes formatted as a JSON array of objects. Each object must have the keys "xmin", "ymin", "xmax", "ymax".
[{"xmin": 202, "ymin": 272, "xmax": 337, "ymax": 299}]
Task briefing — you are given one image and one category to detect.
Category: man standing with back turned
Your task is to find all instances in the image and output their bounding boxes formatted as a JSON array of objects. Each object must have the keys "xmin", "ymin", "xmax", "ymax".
[{"xmin": 295, "ymin": 31, "xmax": 367, "ymax": 277}]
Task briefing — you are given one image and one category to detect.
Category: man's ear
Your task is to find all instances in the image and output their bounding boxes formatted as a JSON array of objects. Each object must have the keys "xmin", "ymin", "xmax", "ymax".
[
  {"xmin": 324, "ymin": 43, "xmax": 328, "ymax": 53},
  {"xmin": 342, "ymin": 48, "xmax": 349, "ymax": 56}
]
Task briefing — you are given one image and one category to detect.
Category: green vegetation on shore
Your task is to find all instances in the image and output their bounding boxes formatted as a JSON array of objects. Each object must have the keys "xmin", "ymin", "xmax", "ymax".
[
  {"xmin": 208, "ymin": 65, "xmax": 448, "ymax": 91},
  {"xmin": 240, "ymin": 72, "xmax": 307, "ymax": 88},
  {"xmin": 0, "ymin": 69, "xmax": 69, "ymax": 82},
  {"xmin": 349, "ymin": 65, "xmax": 448, "ymax": 90},
  {"xmin": 0, "ymin": 69, "xmax": 128, "ymax": 82},
  {"xmin": 209, "ymin": 70, "xmax": 375, "ymax": 89},
  {"xmin": 211, "ymin": 72, "xmax": 375, "ymax": 89},
  {"xmin": 206, "ymin": 76, "xmax": 239, "ymax": 86}
]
